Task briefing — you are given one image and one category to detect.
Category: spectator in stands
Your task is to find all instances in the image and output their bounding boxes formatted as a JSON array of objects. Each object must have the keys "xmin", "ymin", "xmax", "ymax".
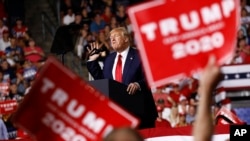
[
  {"xmin": 81, "ymin": 7, "xmax": 92, "ymax": 26},
  {"xmin": 115, "ymin": 4, "xmax": 127, "ymax": 25},
  {"xmin": 5, "ymin": 36, "xmax": 24, "ymax": 62},
  {"xmin": 240, "ymin": 8, "xmax": 250, "ymax": 28},
  {"xmin": 0, "ymin": 59, "xmax": 17, "ymax": 83},
  {"xmin": 0, "ymin": 117, "xmax": 8, "ymax": 140},
  {"xmin": 2, "ymin": 114, "xmax": 17, "ymax": 139},
  {"xmin": 87, "ymin": 27, "xmax": 157, "ymax": 129},
  {"xmin": 237, "ymin": 36, "xmax": 250, "ymax": 63},
  {"xmin": 75, "ymin": 28, "xmax": 88, "ymax": 59},
  {"xmin": 15, "ymin": 68, "xmax": 28, "ymax": 95},
  {"xmin": 103, "ymin": 127, "xmax": 144, "ymax": 141},
  {"xmin": 63, "ymin": 7, "xmax": 75, "ymax": 25},
  {"xmin": 186, "ymin": 105, "xmax": 196, "ymax": 125},
  {"xmin": 5, "ymin": 83, "xmax": 23, "ymax": 102},
  {"xmin": 96, "ymin": 30, "xmax": 111, "ymax": 54},
  {"xmin": 175, "ymin": 113, "xmax": 188, "ymax": 127},
  {"xmin": 0, "ymin": 19, "xmax": 8, "ymax": 40},
  {"xmin": 11, "ymin": 18, "xmax": 28, "ymax": 38},
  {"xmin": 153, "ymin": 87, "xmax": 170, "ymax": 108},
  {"xmin": 101, "ymin": 6, "xmax": 113, "ymax": 25},
  {"xmin": 70, "ymin": 12, "xmax": 83, "ymax": 27},
  {"xmin": 241, "ymin": 0, "xmax": 250, "ymax": 13},
  {"xmin": 153, "ymin": 87, "xmax": 172, "ymax": 121},
  {"xmin": 103, "ymin": 24, "xmax": 111, "ymax": 38},
  {"xmin": 167, "ymin": 83, "xmax": 186, "ymax": 107},
  {"xmin": 22, "ymin": 60, "xmax": 37, "ymax": 82},
  {"xmin": 0, "ymin": 30, "xmax": 10, "ymax": 52},
  {"xmin": 16, "ymin": 37, "xmax": 28, "ymax": 50},
  {"xmin": 90, "ymin": 13, "xmax": 106, "ymax": 37},
  {"xmin": 193, "ymin": 55, "xmax": 221, "ymax": 141},
  {"xmin": 167, "ymin": 106, "xmax": 179, "ymax": 127},
  {"xmin": 178, "ymin": 95, "xmax": 189, "ymax": 115},
  {"xmin": 23, "ymin": 38, "xmax": 45, "ymax": 63},
  {"xmin": 110, "ymin": 16, "xmax": 119, "ymax": 29},
  {"xmin": 155, "ymin": 105, "xmax": 172, "ymax": 128}
]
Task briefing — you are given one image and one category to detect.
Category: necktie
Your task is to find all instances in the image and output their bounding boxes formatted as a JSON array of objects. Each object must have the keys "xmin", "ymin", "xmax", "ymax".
[{"xmin": 115, "ymin": 54, "xmax": 122, "ymax": 82}]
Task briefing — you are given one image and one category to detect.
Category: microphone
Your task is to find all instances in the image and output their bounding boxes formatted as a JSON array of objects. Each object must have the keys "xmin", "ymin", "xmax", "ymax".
[{"xmin": 89, "ymin": 46, "xmax": 106, "ymax": 56}]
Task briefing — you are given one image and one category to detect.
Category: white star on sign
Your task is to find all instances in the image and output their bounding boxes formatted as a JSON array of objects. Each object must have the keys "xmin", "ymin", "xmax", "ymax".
[{"xmin": 235, "ymin": 74, "xmax": 240, "ymax": 79}]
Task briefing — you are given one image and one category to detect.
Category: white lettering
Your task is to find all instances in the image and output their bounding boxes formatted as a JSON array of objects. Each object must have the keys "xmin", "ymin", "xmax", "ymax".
[
  {"xmin": 171, "ymin": 32, "xmax": 224, "ymax": 59},
  {"xmin": 221, "ymin": 0, "xmax": 235, "ymax": 18},
  {"xmin": 234, "ymin": 129, "xmax": 241, "ymax": 136},
  {"xmin": 211, "ymin": 32, "xmax": 224, "ymax": 48},
  {"xmin": 199, "ymin": 35, "xmax": 213, "ymax": 52},
  {"xmin": 51, "ymin": 89, "xmax": 68, "ymax": 107},
  {"xmin": 234, "ymin": 129, "xmax": 247, "ymax": 136},
  {"xmin": 42, "ymin": 112, "xmax": 54, "ymax": 126},
  {"xmin": 185, "ymin": 40, "xmax": 200, "ymax": 55},
  {"xmin": 82, "ymin": 112, "xmax": 105, "ymax": 134},
  {"xmin": 139, "ymin": 1, "xmax": 235, "ymax": 42},
  {"xmin": 159, "ymin": 18, "xmax": 179, "ymax": 36},
  {"xmin": 67, "ymin": 100, "xmax": 85, "ymax": 118},
  {"xmin": 172, "ymin": 43, "xmax": 186, "ymax": 59},
  {"xmin": 61, "ymin": 127, "xmax": 75, "ymax": 141},
  {"xmin": 42, "ymin": 112, "xmax": 87, "ymax": 141},
  {"xmin": 102, "ymin": 125, "xmax": 114, "ymax": 138},
  {"xmin": 180, "ymin": 11, "xmax": 200, "ymax": 30},
  {"xmin": 52, "ymin": 120, "xmax": 64, "ymax": 134},
  {"xmin": 201, "ymin": 4, "xmax": 222, "ymax": 24},
  {"xmin": 140, "ymin": 23, "xmax": 157, "ymax": 41},
  {"xmin": 41, "ymin": 78, "xmax": 55, "ymax": 94}
]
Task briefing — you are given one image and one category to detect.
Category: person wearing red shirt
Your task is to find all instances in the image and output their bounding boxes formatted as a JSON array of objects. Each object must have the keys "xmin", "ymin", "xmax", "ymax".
[
  {"xmin": 12, "ymin": 19, "xmax": 28, "ymax": 38},
  {"xmin": 24, "ymin": 39, "xmax": 45, "ymax": 63},
  {"xmin": 155, "ymin": 106, "xmax": 172, "ymax": 128}
]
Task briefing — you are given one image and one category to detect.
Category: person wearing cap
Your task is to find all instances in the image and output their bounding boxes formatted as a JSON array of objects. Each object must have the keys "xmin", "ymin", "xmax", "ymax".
[{"xmin": 155, "ymin": 105, "xmax": 172, "ymax": 128}]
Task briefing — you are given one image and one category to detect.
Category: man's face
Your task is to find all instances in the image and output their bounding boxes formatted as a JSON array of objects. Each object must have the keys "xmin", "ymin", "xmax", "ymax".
[
  {"xmin": 10, "ymin": 38, "xmax": 17, "ymax": 46},
  {"xmin": 110, "ymin": 31, "xmax": 128, "ymax": 52}
]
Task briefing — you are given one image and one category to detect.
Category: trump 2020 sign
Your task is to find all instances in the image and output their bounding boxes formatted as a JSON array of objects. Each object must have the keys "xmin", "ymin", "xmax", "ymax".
[{"xmin": 128, "ymin": 0, "xmax": 239, "ymax": 87}]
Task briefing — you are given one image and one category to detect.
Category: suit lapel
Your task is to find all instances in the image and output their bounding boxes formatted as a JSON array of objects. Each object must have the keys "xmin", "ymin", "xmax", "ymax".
[
  {"xmin": 122, "ymin": 48, "xmax": 135, "ymax": 83},
  {"xmin": 105, "ymin": 53, "xmax": 116, "ymax": 79}
]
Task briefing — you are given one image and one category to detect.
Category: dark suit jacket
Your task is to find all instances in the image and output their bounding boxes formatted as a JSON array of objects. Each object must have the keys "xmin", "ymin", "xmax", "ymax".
[{"xmin": 87, "ymin": 47, "xmax": 158, "ymax": 129}]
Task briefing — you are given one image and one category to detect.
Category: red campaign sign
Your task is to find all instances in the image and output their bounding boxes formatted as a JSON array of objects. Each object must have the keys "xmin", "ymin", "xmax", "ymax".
[
  {"xmin": 0, "ymin": 100, "xmax": 18, "ymax": 114},
  {"xmin": 12, "ymin": 57, "xmax": 139, "ymax": 141},
  {"xmin": 0, "ymin": 82, "xmax": 10, "ymax": 96},
  {"xmin": 128, "ymin": 0, "xmax": 239, "ymax": 87}
]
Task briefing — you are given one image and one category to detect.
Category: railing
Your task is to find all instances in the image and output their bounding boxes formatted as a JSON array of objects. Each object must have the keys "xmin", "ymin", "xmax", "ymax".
[
  {"xmin": 47, "ymin": 0, "xmax": 61, "ymax": 24},
  {"xmin": 41, "ymin": 11, "xmax": 58, "ymax": 39},
  {"xmin": 41, "ymin": 0, "xmax": 61, "ymax": 39}
]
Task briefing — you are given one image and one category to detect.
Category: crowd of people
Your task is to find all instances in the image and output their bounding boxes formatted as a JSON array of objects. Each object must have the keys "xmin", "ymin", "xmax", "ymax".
[
  {"xmin": 0, "ymin": 0, "xmax": 250, "ymax": 140},
  {"xmin": 0, "ymin": 0, "xmax": 46, "ymax": 140}
]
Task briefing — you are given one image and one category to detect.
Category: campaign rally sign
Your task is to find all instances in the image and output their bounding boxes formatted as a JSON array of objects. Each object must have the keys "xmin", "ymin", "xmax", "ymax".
[
  {"xmin": 128, "ymin": 0, "xmax": 239, "ymax": 87},
  {"xmin": 0, "ymin": 100, "xmax": 18, "ymax": 114},
  {"xmin": 0, "ymin": 82, "xmax": 10, "ymax": 96},
  {"xmin": 12, "ymin": 57, "xmax": 139, "ymax": 141}
]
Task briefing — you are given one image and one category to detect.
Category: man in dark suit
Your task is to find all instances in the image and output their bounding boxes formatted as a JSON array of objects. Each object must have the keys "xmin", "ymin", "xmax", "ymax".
[{"xmin": 86, "ymin": 27, "xmax": 158, "ymax": 129}]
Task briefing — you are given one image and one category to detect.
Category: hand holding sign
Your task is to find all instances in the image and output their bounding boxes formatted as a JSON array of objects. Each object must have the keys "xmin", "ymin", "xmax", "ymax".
[{"xmin": 128, "ymin": 0, "xmax": 239, "ymax": 88}]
